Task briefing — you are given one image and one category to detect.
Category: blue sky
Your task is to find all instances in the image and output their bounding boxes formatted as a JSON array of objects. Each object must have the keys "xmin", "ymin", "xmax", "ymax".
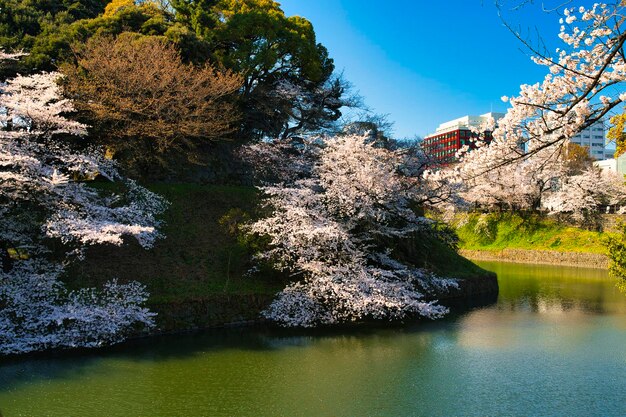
[{"xmin": 279, "ymin": 0, "xmax": 590, "ymax": 139}]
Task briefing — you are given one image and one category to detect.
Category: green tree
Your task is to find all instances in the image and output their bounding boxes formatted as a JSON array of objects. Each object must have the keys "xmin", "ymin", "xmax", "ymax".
[
  {"xmin": 607, "ymin": 225, "xmax": 626, "ymax": 293},
  {"xmin": 172, "ymin": 0, "xmax": 346, "ymax": 139},
  {"xmin": 0, "ymin": 0, "xmax": 208, "ymax": 74},
  {"xmin": 608, "ymin": 110, "xmax": 626, "ymax": 158},
  {"xmin": 0, "ymin": 0, "xmax": 109, "ymax": 74},
  {"xmin": 1, "ymin": 0, "xmax": 352, "ymax": 139}
]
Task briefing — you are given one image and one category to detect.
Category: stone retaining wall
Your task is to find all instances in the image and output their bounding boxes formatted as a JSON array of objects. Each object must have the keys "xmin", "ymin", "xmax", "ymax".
[{"xmin": 459, "ymin": 248, "xmax": 608, "ymax": 269}]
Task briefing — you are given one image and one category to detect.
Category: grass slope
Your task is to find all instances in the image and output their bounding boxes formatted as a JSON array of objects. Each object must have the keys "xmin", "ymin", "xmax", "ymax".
[
  {"xmin": 66, "ymin": 184, "xmax": 491, "ymax": 330},
  {"xmin": 65, "ymin": 184, "xmax": 283, "ymax": 329},
  {"xmin": 453, "ymin": 212, "xmax": 611, "ymax": 254}
]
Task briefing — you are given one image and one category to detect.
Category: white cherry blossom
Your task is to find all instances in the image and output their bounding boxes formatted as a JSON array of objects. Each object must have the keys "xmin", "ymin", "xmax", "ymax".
[
  {"xmin": 0, "ymin": 61, "xmax": 166, "ymax": 355},
  {"xmin": 244, "ymin": 134, "xmax": 458, "ymax": 327}
]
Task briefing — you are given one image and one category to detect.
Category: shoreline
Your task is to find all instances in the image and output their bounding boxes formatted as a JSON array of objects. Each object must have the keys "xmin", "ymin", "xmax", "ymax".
[
  {"xmin": 147, "ymin": 272, "xmax": 499, "ymax": 333},
  {"xmin": 459, "ymin": 248, "xmax": 608, "ymax": 269},
  {"xmin": 1, "ymin": 272, "xmax": 499, "ymax": 361}
]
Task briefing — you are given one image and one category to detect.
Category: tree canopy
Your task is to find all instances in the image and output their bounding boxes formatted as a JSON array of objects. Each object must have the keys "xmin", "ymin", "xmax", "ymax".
[
  {"xmin": 62, "ymin": 33, "xmax": 242, "ymax": 174},
  {"xmin": 242, "ymin": 134, "xmax": 459, "ymax": 326},
  {"xmin": 0, "ymin": 0, "xmax": 351, "ymax": 140},
  {"xmin": 172, "ymin": 0, "xmax": 343, "ymax": 138},
  {"xmin": 0, "ymin": 0, "xmax": 109, "ymax": 74}
]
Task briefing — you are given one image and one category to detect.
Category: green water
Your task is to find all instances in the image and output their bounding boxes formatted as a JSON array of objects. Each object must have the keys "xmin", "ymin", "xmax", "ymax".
[{"xmin": 1, "ymin": 261, "xmax": 625, "ymax": 417}]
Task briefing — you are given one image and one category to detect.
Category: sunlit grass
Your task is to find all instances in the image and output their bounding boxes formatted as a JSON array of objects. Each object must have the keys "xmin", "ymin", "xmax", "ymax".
[{"xmin": 452, "ymin": 212, "xmax": 612, "ymax": 254}]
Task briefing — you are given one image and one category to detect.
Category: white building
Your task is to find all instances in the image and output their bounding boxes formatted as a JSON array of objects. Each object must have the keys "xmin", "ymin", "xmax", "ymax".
[
  {"xmin": 432, "ymin": 112, "xmax": 506, "ymax": 135},
  {"xmin": 569, "ymin": 120, "xmax": 610, "ymax": 159},
  {"xmin": 594, "ymin": 154, "xmax": 626, "ymax": 176}
]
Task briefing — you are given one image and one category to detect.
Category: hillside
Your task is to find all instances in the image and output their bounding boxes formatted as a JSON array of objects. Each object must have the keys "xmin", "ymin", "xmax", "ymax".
[{"xmin": 65, "ymin": 184, "xmax": 494, "ymax": 332}]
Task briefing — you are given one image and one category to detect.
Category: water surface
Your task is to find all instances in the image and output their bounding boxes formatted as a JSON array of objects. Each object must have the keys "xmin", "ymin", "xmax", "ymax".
[{"xmin": 1, "ymin": 261, "xmax": 625, "ymax": 416}]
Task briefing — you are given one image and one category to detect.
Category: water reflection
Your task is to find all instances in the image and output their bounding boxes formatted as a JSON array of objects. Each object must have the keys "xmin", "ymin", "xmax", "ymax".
[
  {"xmin": 0, "ymin": 261, "xmax": 625, "ymax": 417},
  {"xmin": 478, "ymin": 261, "xmax": 625, "ymax": 316}
]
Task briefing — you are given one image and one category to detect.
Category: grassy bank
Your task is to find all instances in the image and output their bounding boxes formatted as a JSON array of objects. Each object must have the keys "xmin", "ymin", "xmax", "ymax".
[
  {"xmin": 451, "ymin": 212, "xmax": 612, "ymax": 255},
  {"xmin": 401, "ymin": 233, "xmax": 488, "ymax": 279},
  {"xmin": 66, "ymin": 184, "xmax": 279, "ymax": 330},
  {"xmin": 66, "ymin": 184, "xmax": 492, "ymax": 331}
]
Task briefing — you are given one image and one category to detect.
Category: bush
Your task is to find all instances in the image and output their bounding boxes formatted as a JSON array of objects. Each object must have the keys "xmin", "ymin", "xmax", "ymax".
[{"xmin": 607, "ymin": 224, "xmax": 626, "ymax": 293}]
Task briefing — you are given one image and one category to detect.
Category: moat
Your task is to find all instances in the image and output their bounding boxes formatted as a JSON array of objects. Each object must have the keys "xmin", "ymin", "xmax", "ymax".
[{"xmin": 1, "ymin": 261, "xmax": 625, "ymax": 417}]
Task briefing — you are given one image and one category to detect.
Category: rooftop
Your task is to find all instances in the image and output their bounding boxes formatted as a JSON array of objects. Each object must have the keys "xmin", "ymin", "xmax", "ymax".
[{"xmin": 428, "ymin": 112, "xmax": 506, "ymax": 136}]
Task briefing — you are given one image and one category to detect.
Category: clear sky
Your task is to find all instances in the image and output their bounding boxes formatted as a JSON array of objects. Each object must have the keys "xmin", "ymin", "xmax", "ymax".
[{"xmin": 279, "ymin": 0, "xmax": 595, "ymax": 139}]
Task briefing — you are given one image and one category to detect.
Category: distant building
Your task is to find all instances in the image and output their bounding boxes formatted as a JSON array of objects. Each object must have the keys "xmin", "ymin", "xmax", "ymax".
[
  {"xmin": 594, "ymin": 153, "xmax": 626, "ymax": 176},
  {"xmin": 422, "ymin": 112, "xmax": 505, "ymax": 163},
  {"xmin": 570, "ymin": 120, "xmax": 611, "ymax": 160}
]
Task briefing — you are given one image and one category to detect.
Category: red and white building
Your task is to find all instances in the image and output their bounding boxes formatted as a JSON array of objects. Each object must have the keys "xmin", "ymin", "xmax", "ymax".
[{"xmin": 422, "ymin": 112, "xmax": 505, "ymax": 163}]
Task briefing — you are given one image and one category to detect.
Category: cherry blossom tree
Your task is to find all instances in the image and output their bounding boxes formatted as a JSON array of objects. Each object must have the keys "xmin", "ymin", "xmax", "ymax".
[
  {"xmin": 439, "ymin": 141, "xmax": 626, "ymax": 224},
  {"xmin": 430, "ymin": 3, "xmax": 626, "ymax": 224},
  {"xmin": 485, "ymin": 3, "xmax": 626, "ymax": 168},
  {"xmin": 0, "ymin": 57, "xmax": 167, "ymax": 355},
  {"xmin": 243, "ymin": 134, "xmax": 458, "ymax": 327},
  {"xmin": 434, "ymin": 3, "xmax": 624, "ymax": 191},
  {"xmin": 455, "ymin": 143, "xmax": 566, "ymax": 213},
  {"xmin": 543, "ymin": 167, "xmax": 626, "ymax": 220}
]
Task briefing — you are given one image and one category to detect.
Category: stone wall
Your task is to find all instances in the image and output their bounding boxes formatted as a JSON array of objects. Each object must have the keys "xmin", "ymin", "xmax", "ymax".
[{"xmin": 459, "ymin": 248, "xmax": 608, "ymax": 269}]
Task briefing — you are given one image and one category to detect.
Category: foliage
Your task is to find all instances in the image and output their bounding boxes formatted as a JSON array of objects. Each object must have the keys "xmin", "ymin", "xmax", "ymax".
[
  {"xmin": 564, "ymin": 142, "xmax": 595, "ymax": 175},
  {"xmin": 607, "ymin": 223, "xmax": 626, "ymax": 292},
  {"xmin": 473, "ymin": 214, "xmax": 498, "ymax": 245},
  {"xmin": 243, "ymin": 134, "xmax": 460, "ymax": 327},
  {"xmin": 431, "ymin": 221, "xmax": 460, "ymax": 251},
  {"xmin": 171, "ymin": 0, "xmax": 352, "ymax": 139},
  {"xmin": 1, "ymin": 0, "xmax": 353, "ymax": 140},
  {"xmin": 62, "ymin": 33, "xmax": 242, "ymax": 173},
  {"xmin": 0, "ymin": 55, "xmax": 166, "ymax": 355},
  {"xmin": 0, "ymin": 0, "xmax": 109, "ymax": 74},
  {"xmin": 103, "ymin": 0, "xmax": 136, "ymax": 16},
  {"xmin": 341, "ymin": 113, "xmax": 395, "ymax": 145},
  {"xmin": 0, "ymin": 0, "xmax": 210, "ymax": 76},
  {"xmin": 609, "ymin": 110, "xmax": 626, "ymax": 157}
]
